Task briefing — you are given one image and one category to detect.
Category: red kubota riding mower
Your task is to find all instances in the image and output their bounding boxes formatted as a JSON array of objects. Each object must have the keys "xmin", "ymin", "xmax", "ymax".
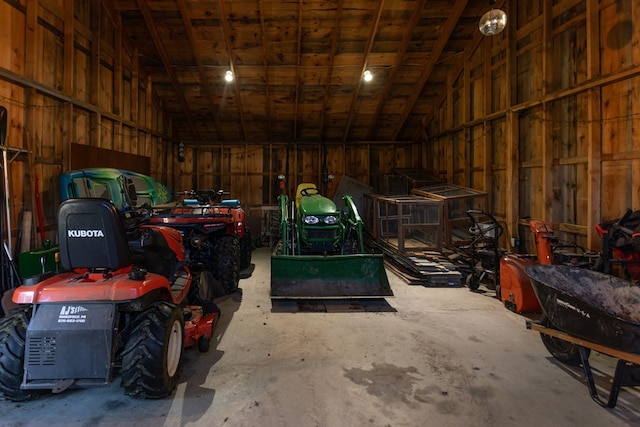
[
  {"xmin": 0, "ymin": 198, "xmax": 220, "ymax": 401},
  {"xmin": 149, "ymin": 189, "xmax": 252, "ymax": 296}
]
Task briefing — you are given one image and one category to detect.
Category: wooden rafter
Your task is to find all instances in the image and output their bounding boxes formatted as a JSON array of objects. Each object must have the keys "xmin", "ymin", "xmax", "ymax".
[
  {"xmin": 136, "ymin": 0, "xmax": 202, "ymax": 141},
  {"xmin": 293, "ymin": 0, "xmax": 303, "ymax": 140},
  {"xmin": 420, "ymin": 15, "xmax": 485, "ymax": 134},
  {"xmin": 318, "ymin": 0, "xmax": 343, "ymax": 140},
  {"xmin": 365, "ymin": 0, "xmax": 426, "ymax": 141},
  {"xmin": 258, "ymin": 0, "xmax": 272, "ymax": 140},
  {"xmin": 177, "ymin": 0, "xmax": 224, "ymax": 141},
  {"xmin": 341, "ymin": 0, "xmax": 385, "ymax": 142},
  {"xmin": 391, "ymin": 0, "xmax": 469, "ymax": 141},
  {"xmin": 217, "ymin": 0, "xmax": 247, "ymax": 141}
]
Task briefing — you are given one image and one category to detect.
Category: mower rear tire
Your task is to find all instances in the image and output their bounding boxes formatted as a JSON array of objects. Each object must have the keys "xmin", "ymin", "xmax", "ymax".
[
  {"xmin": 0, "ymin": 305, "xmax": 34, "ymax": 402},
  {"xmin": 120, "ymin": 301, "xmax": 184, "ymax": 398},
  {"xmin": 538, "ymin": 315, "xmax": 589, "ymax": 366},
  {"xmin": 214, "ymin": 235, "xmax": 240, "ymax": 294}
]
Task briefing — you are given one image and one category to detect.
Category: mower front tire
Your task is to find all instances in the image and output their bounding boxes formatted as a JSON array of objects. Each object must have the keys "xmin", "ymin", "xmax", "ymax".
[
  {"xmin": 0, "ymin": 305, "xmax": 34, "ymax": 402},
  {"xmin": 120, "ymin": 301, "xmax": 184, "ymax": 398}
]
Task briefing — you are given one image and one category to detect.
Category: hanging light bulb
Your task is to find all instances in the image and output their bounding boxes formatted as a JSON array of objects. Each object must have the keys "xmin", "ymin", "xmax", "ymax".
[
  {"xmin": 479, "ymin": 1, "xmax": 507, "ymax": 36},
  {"xmin": 363, "ymin": 70, "xmax": 373, "ymax": 82},
  {"xmin": 225, "ymin": 70, "xmax": 234, "ymax": 82}
]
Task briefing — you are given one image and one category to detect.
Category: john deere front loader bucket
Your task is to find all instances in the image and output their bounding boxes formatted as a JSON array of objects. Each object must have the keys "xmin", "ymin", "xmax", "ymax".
[{"xmin": 270, "ymin": 254, "xmax": 393, "ymax": 298}]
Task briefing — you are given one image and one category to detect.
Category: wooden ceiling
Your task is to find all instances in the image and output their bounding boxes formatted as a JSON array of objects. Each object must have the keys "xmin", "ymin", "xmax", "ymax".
[{"xmin": 111, "ymin": 0, "xmax": 493, "ymax": 144}]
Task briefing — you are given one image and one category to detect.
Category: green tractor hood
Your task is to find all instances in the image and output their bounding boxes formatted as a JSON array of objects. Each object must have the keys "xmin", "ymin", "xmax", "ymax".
[{"xmin": 299, "ymin": 194, "xmax": 337, "ymax": 215}]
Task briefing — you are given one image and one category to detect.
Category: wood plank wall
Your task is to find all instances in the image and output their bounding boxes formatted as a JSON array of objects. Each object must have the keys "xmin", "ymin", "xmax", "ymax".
[
  {"xmin": 424, "ymin": 0, "xmax": 640, "ymax": 252},
  {"xmin": 0, "ymin": 0, "xmax": 167, "ymax": 252},
  {"xmin": 175, "ymin": 141, "xmax": 420, "ymax": 207}
]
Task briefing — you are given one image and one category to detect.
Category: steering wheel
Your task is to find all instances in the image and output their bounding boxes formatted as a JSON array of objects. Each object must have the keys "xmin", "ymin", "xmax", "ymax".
[{"xmin": 300, "ymin": 187, "xmax": 318, "ymax": 196}]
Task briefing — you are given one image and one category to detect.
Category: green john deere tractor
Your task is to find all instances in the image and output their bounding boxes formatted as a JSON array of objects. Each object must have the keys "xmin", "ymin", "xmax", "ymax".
[{"xmin": 270, "ymin": 182, "xmax": 393, "ymax": 299}]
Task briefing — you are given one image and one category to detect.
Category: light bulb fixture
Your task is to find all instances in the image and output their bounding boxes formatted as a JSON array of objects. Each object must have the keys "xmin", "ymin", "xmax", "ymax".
[
  {"xmin": 224, "ymin": 70, "xmax": 234, "ymax": 82},
  {"xmin": 363, "ymin": 70, "xmax": 373, "ymax": 82},
  {"xmin": 479, "ymin": 1, "xmax": 507, "ymax": 36}
]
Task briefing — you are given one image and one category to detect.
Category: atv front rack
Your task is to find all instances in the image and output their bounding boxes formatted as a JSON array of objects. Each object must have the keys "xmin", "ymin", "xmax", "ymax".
[{"xmin": 527, "ymin": 320, "xmax": 640, "ymax": 408}]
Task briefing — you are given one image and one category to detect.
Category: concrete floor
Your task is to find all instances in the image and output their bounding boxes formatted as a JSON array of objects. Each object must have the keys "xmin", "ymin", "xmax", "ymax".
[{"xmin": 2, "ymin": 247, "xmax": 640, "ymax": 426}]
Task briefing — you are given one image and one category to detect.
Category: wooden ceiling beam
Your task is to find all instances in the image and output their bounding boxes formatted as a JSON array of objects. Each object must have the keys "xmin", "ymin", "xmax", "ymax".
[
  {"xmin": 258, "ymin": 0, "xmax": 272, "ymax": 141},
  {"xmin": 218, "ymin": 0, "xmax": 247, "ymax": 141},
  {"xmin": 293, "ymin": 0, "xmax": 303, "ymax": 140},
  {"xmin": 417, "ymin": 0, "xmax": 503, "ymax": 135},
  {"xmin": 318, "ymin": 0, "xmax": 343, "ymax": 140},
  {"xmin": 341, "ymin": 0, "xmax": 385, "ymax": 142},
  {"xmin": 391, "ymin": 0, "xmax": 469, "ymax": 141},
  {"xmin": 365, "ymin": 0, "xmax": 426, "ymax": 141},
  {"xmin": 177, "ymin": 0, "xmax": 224, "ymax": 141},
  {"xmin": 136, "ymin": 0, "xmax": 202, "ymax": 141}
]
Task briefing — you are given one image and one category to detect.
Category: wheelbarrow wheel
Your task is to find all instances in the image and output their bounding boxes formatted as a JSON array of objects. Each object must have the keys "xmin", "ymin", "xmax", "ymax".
[{"xmin": 538, "ymin": 315, "xmax": 590, "ymax": 366}]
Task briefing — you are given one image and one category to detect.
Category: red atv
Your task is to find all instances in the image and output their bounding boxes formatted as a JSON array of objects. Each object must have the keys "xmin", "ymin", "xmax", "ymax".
[
  {"xmin": 0, "ymin": 198, "xmax": 219, "ymax": 401},
  {"xmin": 149, "ymin": 189, "xmax": 252, "ymax": 295}
]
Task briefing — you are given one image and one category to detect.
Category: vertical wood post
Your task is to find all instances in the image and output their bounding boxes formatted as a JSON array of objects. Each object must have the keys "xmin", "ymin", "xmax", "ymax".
[
  {"xmin": 541, "ymin": 0, "xmax": 553, "ymax": 220},
  {"xmin": 90, "ymin": 2, "xmax": 101, "ymax": 153},
  {"xmin": 586, "ymin": 0, "xmax": 602, "ymax": 250}
]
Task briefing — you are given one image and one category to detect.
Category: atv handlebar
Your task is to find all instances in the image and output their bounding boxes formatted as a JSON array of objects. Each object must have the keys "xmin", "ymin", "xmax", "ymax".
[
  {"xmin": 121, "ymin": 205, "xmax": 152, "ymax": 231},
  {"xmin": 177, "ymin": 189, "xmax": 231, "ymax": 204}
]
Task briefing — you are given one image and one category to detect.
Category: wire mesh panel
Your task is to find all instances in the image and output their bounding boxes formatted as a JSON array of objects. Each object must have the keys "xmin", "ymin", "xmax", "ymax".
[
  {"xmin": 412, "ymin": 184, "xmax": 488, "ymax": 246},
  {"xmin": 364, "ymin": 194, "xmax": 444, "ymax": 253}
]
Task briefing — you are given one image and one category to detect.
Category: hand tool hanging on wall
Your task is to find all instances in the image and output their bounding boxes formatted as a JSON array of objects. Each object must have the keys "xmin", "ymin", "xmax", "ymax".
[
  {"xmin": 34, "ymin": 174, "xmax": 45, "ymax": 244},
  {"xmin": 2, "ymin": 130, "xmax": 11, "ymax": 256},
  {"xmin": 0, "ymin": 105, "xmax": 8, "ymax": 292},
  {"xmin": 0, "ymin": 106, "xmax": 22, "ymax": 294}
]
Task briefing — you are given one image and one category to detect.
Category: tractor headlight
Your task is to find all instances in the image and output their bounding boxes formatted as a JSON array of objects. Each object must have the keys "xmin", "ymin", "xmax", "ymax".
[
  {"xmin": 324, "ymin": 215, "xmax": 338, "ymax": 225},
  {"xmin": 304, "ymin": 215, "xmax": 319, "ymax": 225}
]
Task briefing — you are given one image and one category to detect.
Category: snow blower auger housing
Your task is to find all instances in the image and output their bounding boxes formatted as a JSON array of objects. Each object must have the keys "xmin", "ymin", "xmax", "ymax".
[
  {"xmin": 0, "ymin": 198, "xmax": 220, "ymax": 402},
  {"xmin": 270, "ymin": 182, "xmax": 392, "ymax": 299}
]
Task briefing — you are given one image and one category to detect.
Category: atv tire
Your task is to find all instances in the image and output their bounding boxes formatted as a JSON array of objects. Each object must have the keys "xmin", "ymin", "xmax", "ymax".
[
  {"xmin": 214, "ymin": 235, "xmax": 240, "ymax": 294},
  {"xmin": 0, "ymin": 305, "xmax": 34, "ymax": 402},
  {"xmin": 120, "ymin": 301, "xmax": 184, "ymax": 398},
  {"xmin": 270, "ymin": 209, "xmax": 282, "ymax": 250},
  {"xmin": 240, "ymin": 229, "xmax": 252, "ymax": 271}
]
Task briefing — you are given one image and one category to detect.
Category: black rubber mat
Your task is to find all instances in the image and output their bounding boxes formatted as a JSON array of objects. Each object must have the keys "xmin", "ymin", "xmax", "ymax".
[{"xmin": 271, "ymin": 298, "xmax": 396, "ymax": 313}]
